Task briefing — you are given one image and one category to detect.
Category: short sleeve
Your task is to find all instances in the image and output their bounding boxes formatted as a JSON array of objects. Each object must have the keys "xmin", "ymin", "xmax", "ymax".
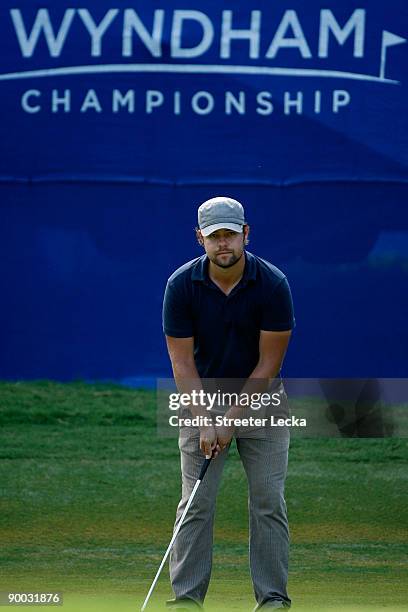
[
  {"xmin": 162, "ymin": 281, "xmax": 194, "ymax": 337},
  {"xmin": 260, "ymin": 277, "xmax": 295, "ymax": 332}
]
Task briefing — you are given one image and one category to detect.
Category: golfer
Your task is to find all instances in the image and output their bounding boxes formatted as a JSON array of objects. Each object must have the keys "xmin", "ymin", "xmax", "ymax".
[{"xmin": 162, "ymin": 197, "xmax": 295, "ymax": 610}]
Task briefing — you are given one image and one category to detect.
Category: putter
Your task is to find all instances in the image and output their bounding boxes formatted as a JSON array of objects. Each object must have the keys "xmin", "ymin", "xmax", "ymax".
[{"xmin": 140, "ymin": 457, "xmax": 212, "ymax": 611}]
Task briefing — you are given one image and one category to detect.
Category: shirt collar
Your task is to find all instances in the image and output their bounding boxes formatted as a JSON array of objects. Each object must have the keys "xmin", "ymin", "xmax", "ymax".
[{"xmin": 191, "ymin": 250, "xmax": 257, "ymax": 284}]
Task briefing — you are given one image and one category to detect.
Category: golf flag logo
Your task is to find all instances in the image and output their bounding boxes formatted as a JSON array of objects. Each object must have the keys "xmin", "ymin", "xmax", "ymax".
[{"xmin": 380, "ymin": 31, "xmax": 406, "ymax": 79}]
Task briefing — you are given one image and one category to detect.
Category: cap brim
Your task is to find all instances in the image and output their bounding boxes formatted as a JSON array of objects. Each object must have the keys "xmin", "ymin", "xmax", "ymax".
[{"xmin": 200, "ymin": 222, "xmax": 243, "ymax": 237}]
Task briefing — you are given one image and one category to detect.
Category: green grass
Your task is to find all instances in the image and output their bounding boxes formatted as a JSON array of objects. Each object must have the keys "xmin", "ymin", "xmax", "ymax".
[{"xmin": 0, "ymin": 381, "xmax": 407, "ymax": 611}]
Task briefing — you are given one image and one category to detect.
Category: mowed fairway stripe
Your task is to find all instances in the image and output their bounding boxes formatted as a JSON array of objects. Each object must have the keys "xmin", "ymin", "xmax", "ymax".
[{"xmin": 0, "ymin": 382, "xmax": 407, "ymax": 609}]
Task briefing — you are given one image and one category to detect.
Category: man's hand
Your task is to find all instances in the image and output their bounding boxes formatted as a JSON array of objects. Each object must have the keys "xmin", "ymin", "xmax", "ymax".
[
  {"xmin": 199, "ymin": 425, "xmax": 221, "ymax": 459},
  {"xmin": 215, "ymin": 423, "xmax": 235, "ymax": 452}
]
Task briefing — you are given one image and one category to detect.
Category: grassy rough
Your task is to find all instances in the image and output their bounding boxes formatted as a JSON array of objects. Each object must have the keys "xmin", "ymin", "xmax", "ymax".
[{"xmin": 0, "ymin": 381, "xmax": 407, "ymax": 611}]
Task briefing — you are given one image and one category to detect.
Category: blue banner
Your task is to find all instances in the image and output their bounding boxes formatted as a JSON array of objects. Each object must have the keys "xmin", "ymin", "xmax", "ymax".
[{"xmin": 1, "ymin": 1, "xmax": 407, "ymax": 380}]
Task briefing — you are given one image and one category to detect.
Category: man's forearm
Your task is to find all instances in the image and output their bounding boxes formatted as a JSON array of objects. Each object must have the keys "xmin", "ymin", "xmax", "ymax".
[
  {"xmin": 225, "ymin": 360, "xmax": 282, "ymax": 419},
  {"xmin": 171, "ymin": 361, "xmax": 213, "ymax": 420}
]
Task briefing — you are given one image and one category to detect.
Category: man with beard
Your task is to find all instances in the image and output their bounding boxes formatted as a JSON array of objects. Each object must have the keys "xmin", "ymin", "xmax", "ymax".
[{"xmin": 162, "ymin": 197, "xmax": 295, "ymax": 610}]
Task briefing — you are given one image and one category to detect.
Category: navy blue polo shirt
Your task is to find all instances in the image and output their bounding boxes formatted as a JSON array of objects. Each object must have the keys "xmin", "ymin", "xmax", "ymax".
[{"xmin": 162, "ymin": 250, "xmax": 295, "ymax": 379}]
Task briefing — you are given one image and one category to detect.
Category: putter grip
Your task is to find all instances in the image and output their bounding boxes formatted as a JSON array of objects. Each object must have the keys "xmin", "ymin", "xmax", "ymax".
[{"xmin": 198, "ymin": 457, "xmax": 212, "ymax": 481}]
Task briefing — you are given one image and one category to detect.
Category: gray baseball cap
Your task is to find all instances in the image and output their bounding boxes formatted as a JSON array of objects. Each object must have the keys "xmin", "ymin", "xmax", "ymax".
[{"xmin": 198, "ymin": 196, "xmax": 245, "ymax": 237}]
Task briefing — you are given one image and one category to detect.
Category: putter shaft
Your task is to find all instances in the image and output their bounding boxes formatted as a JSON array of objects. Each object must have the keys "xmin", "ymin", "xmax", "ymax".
[{"xmin": 141, "ymin": 458, "xmax": 211, "ymax": 611}]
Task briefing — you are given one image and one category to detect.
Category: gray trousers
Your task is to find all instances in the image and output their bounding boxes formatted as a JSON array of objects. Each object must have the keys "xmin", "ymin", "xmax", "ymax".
[{"xmin": 169, "ymin": 432, "xmax": 291, "ymax": 608}]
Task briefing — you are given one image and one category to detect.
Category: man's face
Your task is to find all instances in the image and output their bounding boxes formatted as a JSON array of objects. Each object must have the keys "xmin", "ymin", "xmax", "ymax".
[{"xmin": 201, "ymin": 228, "xmax": 245, "ymax": 269}]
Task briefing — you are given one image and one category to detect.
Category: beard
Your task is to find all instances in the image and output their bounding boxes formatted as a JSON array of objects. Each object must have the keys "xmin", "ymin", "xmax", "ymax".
[{"xmin": 210, "ymin": 250, "xmax": 243, "ymax": 269}]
